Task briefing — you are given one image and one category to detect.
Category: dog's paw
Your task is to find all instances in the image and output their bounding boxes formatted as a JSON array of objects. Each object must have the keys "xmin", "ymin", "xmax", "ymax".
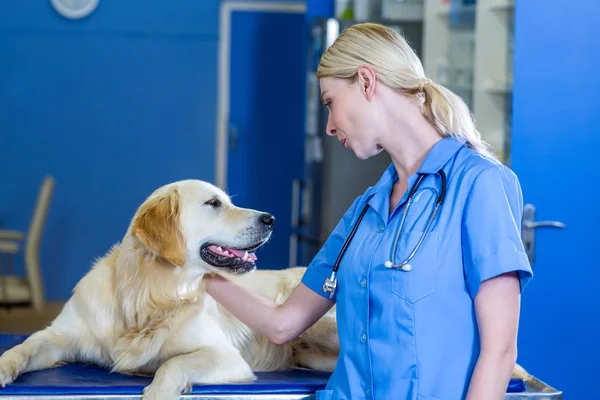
[
  {"xmin": 141, "ymin": 382, "xmax": 180, "ymax": 400},
  {"xmin": 0, "ymin": 357, "xmax": 20, "ymax": 388}
]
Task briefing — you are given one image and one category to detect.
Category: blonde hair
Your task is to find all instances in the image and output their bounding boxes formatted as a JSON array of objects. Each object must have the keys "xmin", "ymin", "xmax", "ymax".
[{"xmin": 317, "ymin": 23, "xmax": 496, "ymax": 160}]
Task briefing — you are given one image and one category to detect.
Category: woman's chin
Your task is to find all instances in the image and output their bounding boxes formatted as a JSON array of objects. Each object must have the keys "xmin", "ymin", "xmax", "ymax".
[{"xmin": 354, "ymin": 146, "xmax": 384, "ymax": 160}]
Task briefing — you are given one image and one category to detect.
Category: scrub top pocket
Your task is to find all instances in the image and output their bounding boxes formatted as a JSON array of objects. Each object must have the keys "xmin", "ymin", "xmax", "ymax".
[{"xmin": 390, "ymin": 230, "xmax": 438, "ymax": 303}]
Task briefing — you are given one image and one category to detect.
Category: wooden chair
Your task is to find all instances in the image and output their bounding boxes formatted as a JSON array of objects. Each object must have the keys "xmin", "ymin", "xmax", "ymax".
[{"xmin": 0, "ymin": 176, "xmax": 55, "ymax": 311}]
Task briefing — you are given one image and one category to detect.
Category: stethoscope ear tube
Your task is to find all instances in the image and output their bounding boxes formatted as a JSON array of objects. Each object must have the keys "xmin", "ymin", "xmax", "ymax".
[
  {"xmin": 437, "ymin": 169, "xmax": 447, "ymax": 205},
  {"xmin": 332, "ymin": 202, "xmax": 370, "ymax": 274},
  {"xmin": 322, "ymin": 202, "xmax": 371, "ymax": 297}
]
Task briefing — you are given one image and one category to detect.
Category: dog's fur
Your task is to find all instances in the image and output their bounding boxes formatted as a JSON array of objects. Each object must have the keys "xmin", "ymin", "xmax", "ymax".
[
  {"xmin": 0, "ymin": 180, "xmax": 338, "ymax": 399},
  {"xmin": 0, "ymin": 179, "xmax": 530, "ymax": 399}
]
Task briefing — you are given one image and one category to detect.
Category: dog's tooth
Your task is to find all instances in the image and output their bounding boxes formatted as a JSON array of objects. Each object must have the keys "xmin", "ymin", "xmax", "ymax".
[
  {"xmin": 217, "ymin": 246, "xmax": 222, "ymax": 251},
  {"xmin": 242, "ymin": 251, "xmax": 249, "ymax": 261}
]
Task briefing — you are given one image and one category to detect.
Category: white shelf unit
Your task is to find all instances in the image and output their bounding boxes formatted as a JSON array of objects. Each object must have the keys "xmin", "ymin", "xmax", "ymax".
[{"xmin": 422, "ymin": 0, "xmax": 515, "ymax": 163}]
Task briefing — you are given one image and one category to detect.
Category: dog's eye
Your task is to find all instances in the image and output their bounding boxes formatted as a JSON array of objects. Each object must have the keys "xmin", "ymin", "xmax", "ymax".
[{"xmin": 205, "ymin": 198, "xmax": 221, "ymax": 208}]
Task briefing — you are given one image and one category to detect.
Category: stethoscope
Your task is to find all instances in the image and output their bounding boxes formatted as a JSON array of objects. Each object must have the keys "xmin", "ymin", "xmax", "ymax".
[{"xmin": 322, "ymin": 170, "xmax": 447, "ymax": 299}]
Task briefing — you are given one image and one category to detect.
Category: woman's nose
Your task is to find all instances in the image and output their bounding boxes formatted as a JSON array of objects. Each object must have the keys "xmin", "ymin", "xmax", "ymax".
[{"xmin": 326, "ymin": 116, "xmax": 336, "ymax": 136}]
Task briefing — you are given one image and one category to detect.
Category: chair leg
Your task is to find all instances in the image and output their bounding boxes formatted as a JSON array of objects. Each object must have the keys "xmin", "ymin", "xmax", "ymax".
[
  {"xmin": 25, "ymin": 255, "xmax": 44, "ymax": 312},
  {"xmin": 4, "ymin": 254, "xmax": 14, "ymax": 312},
  {"xmin": 0, "ymin": 254, "xmax": 9, "ymax": 312}
]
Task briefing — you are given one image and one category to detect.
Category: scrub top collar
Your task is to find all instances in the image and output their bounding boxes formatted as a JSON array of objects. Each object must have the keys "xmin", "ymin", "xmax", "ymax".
[
  {"xmin": 367, "ymin": 136, "xmax": 467, "ymax": 223},
  {"xmin": 371, "ymin": 135, "xmax": 467, "ymax": 194},
  {"xmin": 418, "ymin": 135, "xmax": 467, "ymax": 174}
]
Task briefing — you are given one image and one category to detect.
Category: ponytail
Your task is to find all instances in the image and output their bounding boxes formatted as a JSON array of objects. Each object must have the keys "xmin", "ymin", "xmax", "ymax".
[{"xmin": 419, "ymin": 80, "xmax": 497, "ymax": 160}]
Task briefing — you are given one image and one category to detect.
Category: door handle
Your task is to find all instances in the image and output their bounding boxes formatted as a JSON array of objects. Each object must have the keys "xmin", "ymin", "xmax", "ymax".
[
  {"xmin": 521, "ymin": 203, "xmax": 566, "ymax": 266},
  {"xmin": 523, "ymin": 220, "xmax": 566, "ymax": 229}
]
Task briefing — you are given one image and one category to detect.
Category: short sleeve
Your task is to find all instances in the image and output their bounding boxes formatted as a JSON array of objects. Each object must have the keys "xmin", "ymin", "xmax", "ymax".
[
  {"xmin": 462, "ymin": 166, "xmax": 533, "ymax": 299},
  {"xmin": 301, "ymin": 194, "xmax": 365, "ymax": 302}
]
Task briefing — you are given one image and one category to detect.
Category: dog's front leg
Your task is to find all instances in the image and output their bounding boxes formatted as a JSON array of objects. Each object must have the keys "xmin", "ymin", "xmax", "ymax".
[
  {"xmin": 0, "ymin": 328, "xmax": 72, "ymax": 387},
  {"xmin": 141, "ymin": 346, "xmax": 255, "ymax": 400}
]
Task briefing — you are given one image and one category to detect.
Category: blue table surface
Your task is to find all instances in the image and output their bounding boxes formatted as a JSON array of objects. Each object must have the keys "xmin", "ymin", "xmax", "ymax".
[{"xmin": 0, "ymin": 334, "xmax": 525, "ymax": 395}]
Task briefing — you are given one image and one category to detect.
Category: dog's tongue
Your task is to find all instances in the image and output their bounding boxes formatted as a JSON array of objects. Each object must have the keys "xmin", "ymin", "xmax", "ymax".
[
  {"xmin": 224, "ymin": 247, "xmax": 258, "ymax": 261},
  {"xmin": 226, "ymin": 248, "xmax": 246, "ymax": 257}
]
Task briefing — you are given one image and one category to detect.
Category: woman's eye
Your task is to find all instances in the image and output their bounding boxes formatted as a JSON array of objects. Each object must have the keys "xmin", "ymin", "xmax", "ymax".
[{"xmin": 205, "ymin": 198, "xmax": 221, "ymax": 208}]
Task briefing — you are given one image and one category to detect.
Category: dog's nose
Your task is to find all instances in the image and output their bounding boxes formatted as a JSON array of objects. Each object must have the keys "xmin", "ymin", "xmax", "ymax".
[{"xmin": 259, "ymin": 213, "xmax": 275, "ymax": 228}]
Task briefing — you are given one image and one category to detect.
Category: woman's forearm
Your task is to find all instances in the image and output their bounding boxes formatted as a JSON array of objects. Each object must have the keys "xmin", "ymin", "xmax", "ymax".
[
  {"xmin": 205, "ymin": 274, "xmax": 335, "ymax": 346},
  {"xmin": 466, "ymin": 350, "xmax": 517, "ymax": 400},
  {"xmin": 205, "ymin": 274, "xmax": 283, "ymax": 343},
  {"xmin": 468, "ymin": 272, "xmax": 521, "ymax": 399}
]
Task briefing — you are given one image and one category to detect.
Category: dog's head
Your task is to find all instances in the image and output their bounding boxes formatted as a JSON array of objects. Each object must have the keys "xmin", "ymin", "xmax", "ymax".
[{"xmin": 130, "ymin": 180, "xmax": 274, "ymax": 275}]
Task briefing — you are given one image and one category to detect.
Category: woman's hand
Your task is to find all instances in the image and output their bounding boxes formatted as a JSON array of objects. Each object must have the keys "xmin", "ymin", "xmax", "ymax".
[{"xmin": 466, "ymin": 271, "xmax": 521, "ymax": 400}]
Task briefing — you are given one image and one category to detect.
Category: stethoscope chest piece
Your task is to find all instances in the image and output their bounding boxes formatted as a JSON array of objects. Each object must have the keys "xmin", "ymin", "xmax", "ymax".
[{"xmin": 322, "ymin": 272, "xmax": 337, "ymax": 299}]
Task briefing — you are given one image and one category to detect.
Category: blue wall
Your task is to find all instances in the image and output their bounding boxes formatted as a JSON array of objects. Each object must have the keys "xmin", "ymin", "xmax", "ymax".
[{"xmin": 0, "ymin": 1, "xmax": 219, "ymax": 300}]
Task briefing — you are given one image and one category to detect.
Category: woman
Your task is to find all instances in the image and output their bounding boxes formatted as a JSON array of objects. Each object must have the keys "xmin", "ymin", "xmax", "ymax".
[{"xmin": 207, "ymin": 23, "xmax": 532, "ymax": 400}]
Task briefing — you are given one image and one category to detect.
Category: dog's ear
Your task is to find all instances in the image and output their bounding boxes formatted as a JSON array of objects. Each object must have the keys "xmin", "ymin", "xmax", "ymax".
[{"xmin": 131, "ymin": 187, "xmax": 186, "ymax": 267}]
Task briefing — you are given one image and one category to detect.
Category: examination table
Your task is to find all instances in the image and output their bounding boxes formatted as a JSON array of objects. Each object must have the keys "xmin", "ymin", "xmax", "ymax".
[{"xmin": 0, "ymin": 334, "xmax": 562, "ymax": 399}]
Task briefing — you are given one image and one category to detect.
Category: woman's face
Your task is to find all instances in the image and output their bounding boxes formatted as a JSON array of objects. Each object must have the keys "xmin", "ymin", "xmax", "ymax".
[{"xmin": 319, "ymin": 77, "xmax": 384, "ymax": 160}]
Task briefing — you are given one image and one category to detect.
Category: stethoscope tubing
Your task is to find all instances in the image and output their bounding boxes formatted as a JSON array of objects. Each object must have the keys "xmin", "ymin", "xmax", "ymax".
[{"xmin": 322, "ymin": 170, "xmax": 447, "ymax": 298}]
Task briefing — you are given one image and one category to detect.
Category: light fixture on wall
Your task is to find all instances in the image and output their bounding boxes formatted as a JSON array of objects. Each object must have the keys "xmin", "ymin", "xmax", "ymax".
[{"xmin": 50, "ymin": 0, "xmax": 99, "ymax": 20}]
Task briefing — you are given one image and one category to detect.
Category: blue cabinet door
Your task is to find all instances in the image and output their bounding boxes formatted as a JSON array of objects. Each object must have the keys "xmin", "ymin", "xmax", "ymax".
[
  {"xmin": 511, "ymin": 1, "xmax": 600, "ymax": 397},
  {"xmin": 227, "ymin": 10, "xmax": 306, "ymax": 269}
]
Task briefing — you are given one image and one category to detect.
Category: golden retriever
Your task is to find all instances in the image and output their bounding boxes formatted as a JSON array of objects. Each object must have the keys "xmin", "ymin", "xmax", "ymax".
[
  {"xmin": 0, "ymin": 179, "xmax": 530, "ymax": 399},
  {"xmin": 0, "ymin": 180, "xmax": 338, "ymax": 400}
]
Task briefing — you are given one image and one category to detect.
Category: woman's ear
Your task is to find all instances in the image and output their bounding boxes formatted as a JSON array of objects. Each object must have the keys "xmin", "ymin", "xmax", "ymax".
[{"xmin": 357, "ymin": 65, "xmax": 377, "ymax": 98}]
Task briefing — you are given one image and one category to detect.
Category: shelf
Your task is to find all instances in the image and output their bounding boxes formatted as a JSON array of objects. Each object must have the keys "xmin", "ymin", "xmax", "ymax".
[
  {"xmin": 382, "ymin": 0, "xmax": 425, "ymax": 22},
  {"xmin": 488, "ymin": 1, "xmax": 514, "ymax": 11},
  {"xmin": 422, "ymin": 0, "xmax": 515, "ymax": 165},
  {"xmin": 485, "ymin": 81, "xmax": 513, "ymax": 94},
  {"xmin": 445, "ymin": 83, "xmax": 473, "ymax": 93}
]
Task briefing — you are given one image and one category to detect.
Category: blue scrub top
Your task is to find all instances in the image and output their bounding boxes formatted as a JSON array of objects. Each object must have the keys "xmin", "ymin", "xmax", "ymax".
[{"xmin": 301, "ymin": 136, "xmax": 533, "ymax": 400}]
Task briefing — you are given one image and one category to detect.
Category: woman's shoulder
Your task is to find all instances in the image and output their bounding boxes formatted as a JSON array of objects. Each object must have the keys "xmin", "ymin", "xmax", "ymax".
[
  {"xmin": 450, "ymin": 146, "xmax": 524, "ymax": 209},
  {"xmin": 452, "ymin": 145, "xmax": 521, "ymax": 188}
]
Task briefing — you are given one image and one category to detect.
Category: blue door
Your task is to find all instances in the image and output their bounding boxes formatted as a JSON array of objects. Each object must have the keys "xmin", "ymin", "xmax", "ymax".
[
  {"xmin": 227, "ymin": 9, "xmax": 306, "ymax": 269},
  {"xmin": 512, "ymin": 1, "xmax": 600, "ymax": 398}
]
